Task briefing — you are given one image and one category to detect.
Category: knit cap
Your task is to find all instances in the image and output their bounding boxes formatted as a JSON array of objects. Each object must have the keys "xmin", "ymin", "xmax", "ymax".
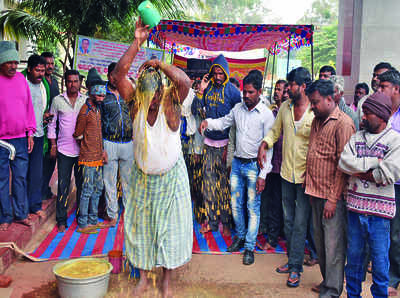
[
  {"xmin": 0, "ymin": 41, "xmax": 19, "ymax": 65},
  {"xmin": 362, "ymin": 91, "xmax": 392, "ymax": 122},
  {"xmin": 86, "ymin": 68, "xmax": 105, "ymax": 88}
]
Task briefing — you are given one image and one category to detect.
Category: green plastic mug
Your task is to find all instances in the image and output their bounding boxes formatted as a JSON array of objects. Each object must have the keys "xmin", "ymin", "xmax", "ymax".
[{"xmin": 138, "ymin": 0, "xmax": 161, "ymax": 29}]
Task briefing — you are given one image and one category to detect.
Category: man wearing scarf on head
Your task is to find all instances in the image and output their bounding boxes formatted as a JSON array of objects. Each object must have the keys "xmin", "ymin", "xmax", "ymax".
[
  {"xmin": 339, "ymin": 91, "xmax": 400, "ymax": 298},
  {"xmin": 73, "ymin": 68, "xmax": 107, "ymax": 234}
]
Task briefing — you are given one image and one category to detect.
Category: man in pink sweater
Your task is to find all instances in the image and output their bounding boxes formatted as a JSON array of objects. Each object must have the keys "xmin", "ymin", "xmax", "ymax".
[{"xmin": 0, "ymin": 41, "xmax": 36, "ymax": 231}]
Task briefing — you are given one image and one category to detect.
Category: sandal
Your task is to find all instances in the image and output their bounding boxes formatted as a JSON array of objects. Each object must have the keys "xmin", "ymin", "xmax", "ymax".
[
  {"xmin": 276, "ymin": 263, "xmax": 290, "ymax": 274},
  {"xmin": 77, "ymin": 226, "xmax": 99, "ymax": 234},
  {"xmin": 287, "ymin": 272, "xmax": 300, "ymax": 288},
  {"xmin": 311, "ymin": 282, "xmax": 322, "ymax": 293}
]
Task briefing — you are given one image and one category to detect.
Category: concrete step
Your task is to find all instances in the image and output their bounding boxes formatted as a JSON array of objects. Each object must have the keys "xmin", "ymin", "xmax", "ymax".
[
  {"xmin": 0, "ymin": 198, "xmax": 56, "ymax": 273},
  {"xmin": 0, "ymin": 188, "xmax": 76, "ymax": 273}
]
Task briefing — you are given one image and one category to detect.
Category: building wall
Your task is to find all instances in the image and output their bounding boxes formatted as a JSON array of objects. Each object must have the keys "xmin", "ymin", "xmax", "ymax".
[{"xmin": 337, "ymin": 0, "xmax": 400, "ymax": 104}]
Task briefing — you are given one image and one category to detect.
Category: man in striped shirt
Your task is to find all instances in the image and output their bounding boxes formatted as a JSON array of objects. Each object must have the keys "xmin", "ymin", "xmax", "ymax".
[{"xmin": 305, "ymin": 80, "xmax": 355, "ymax": 297}]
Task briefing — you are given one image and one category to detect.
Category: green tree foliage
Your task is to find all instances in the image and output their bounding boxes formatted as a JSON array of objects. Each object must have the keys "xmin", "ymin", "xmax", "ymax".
[
  {"xmin": 189, "ymin": 0, "xmax": 273, "ymax": 24},
  {"xmin": 295, "ymin": 0, "xmax": 338, "ymax": 77},
  {"xmin": 0, "ymin": 0, "xmax": 198, "ymax": 69},
  {"xmin": 298, "ymin": 0, "xmax": 338, "ymax": 25}
]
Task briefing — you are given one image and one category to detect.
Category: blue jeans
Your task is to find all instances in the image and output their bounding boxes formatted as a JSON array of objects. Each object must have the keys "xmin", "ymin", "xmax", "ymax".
[
  {"xmin": 346, "ymin": 211, "xmax": 390, "ymax": 298},
  {"xmin": 389, "ymin": 185, "xmax": 400, "ymax": 289},
  {"xmin": 281, "ymin": 179, "xmax": 311, "ymax": 273},
  {"xmin": 27, "ymin": 136, "xmax": 43, "ymax": 213},
  {"xmin": 230, "ymin": 158, "xmax": 261, "ymax": 251},
  {"xmin": 77, "ymin": 166, "xmax": 103, "ymax": 228},
  {"xmin": 0, "ymin": 137, "xmax": 29, "ymax": 223}
]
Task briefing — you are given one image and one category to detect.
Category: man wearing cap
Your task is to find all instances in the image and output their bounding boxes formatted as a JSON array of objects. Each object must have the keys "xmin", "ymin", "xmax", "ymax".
[
  {"xmin": 0, "ymin": 41, "xmax": 36, "ymax": 231},
  {"xmin": 377, "ymin": 69, "xmax": 400, "ymax": 296},
  {"xmin": 339, "ymin": 92, "xmax": 400, "ymax": 297},
  {"xmin": 48, "ymin": 69, "xmax": 86, "ymax": 232}
]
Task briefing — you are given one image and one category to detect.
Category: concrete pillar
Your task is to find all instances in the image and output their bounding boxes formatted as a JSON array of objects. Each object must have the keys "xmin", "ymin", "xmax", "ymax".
[{"xmin": 337, "ymin": 0, "xmax": 400, "ymax": 104}]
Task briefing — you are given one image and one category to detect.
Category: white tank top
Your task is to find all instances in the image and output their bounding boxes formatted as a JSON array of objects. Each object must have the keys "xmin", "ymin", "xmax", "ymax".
[{"xmin": 133, "ymin": 104, "xmax": 181, "ymax": 175}]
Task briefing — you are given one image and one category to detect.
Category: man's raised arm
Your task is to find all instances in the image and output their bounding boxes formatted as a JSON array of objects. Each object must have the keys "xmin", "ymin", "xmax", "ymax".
[{"xmin": 111, "ymin": 18, "xmax": 150, "ymax": 102}]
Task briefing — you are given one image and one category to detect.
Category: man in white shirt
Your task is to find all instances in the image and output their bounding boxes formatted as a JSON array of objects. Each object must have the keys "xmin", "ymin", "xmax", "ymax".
[
  {"xmin": 200, "ymin": 71, "xmax": 274, "ymax": 265},
  {"xmin": 24, "ymin": 54, "xmax": 49, "ymax": 219}
]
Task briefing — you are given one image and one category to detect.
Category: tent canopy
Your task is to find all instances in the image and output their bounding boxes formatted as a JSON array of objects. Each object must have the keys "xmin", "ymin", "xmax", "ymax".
[{"xmin": 149, "ymin": 20, "xmax": 313, "ymax": 53}]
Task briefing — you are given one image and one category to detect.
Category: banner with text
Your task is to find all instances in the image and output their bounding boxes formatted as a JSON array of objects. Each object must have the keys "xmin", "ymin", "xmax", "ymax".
[{"xmin": 73, "ymin": 35, "xmax": 165, "ymax": 80}]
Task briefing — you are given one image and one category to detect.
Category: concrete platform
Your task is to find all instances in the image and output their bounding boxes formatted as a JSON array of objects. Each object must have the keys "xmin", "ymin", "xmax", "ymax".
[
  {"xmin": 0, "ymin": 173, "xmax": 77, "ymax": 274},
  {"xmin": 0, "ymin": 197, "xmax": 57, "ymax": 273}
]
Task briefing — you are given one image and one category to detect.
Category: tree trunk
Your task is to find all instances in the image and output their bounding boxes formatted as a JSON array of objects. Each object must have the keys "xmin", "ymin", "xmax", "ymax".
[{"xmin": 61, "ymin": 32, "xmax": 72, "ymax": 92}]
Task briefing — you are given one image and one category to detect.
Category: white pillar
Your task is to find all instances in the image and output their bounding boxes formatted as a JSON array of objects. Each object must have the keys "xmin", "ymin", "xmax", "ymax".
[{"xmin": 337, "ymin": 0, "xmax": 400, "ymax": 104}]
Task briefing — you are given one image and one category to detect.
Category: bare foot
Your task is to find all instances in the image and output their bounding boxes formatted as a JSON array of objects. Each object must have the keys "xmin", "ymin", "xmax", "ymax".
[
  {"xmin": 256, "ymin": 242, "xmax": 274, "ymax": 251},
  {"xmin": 200, "ymin": 224, "xmax": 210, "ymax": 234},
  {"xmin": 0, "ymin": 275, "xmax": 12, "ymax": 288},
  {"xmin": 15, "ymin": 218, "xmax": 33, "ymax": 227},
  {"xmin": 389, "ymin": 287, "xmax": 398, "ymax": 296},
  {"xmin": 133, "ymin": 272, "xmax": 149, "ymax": 297},
  {"xmin": 222, "ymin": 225, "xmax": 231, "ymax": 237},
  {"xmin": 35, "ymin": 210, "xmax": 46, "ymax": 219},
  {"xmin": 58, "ymin": 225, "xmax": 66, "ymax": 233},
  {"xmin": 0, "ymin": 223, "xmax": 10, "ymax": 232}
]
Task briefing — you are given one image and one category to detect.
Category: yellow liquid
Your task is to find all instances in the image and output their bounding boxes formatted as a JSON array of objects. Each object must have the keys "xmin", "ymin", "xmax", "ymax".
[{"xmin": 55, "ymin": 260, "xmax": 110, "ymax": 279}]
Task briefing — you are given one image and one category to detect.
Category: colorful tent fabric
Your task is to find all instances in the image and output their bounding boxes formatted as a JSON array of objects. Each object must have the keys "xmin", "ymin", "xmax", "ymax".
[
  {"xmin": 150, "ymin": 20, "xmax": 313, "ymax": 53},
  {"xmin": 174, "ymin": 54, "xmax": 266, "ymax": 82}
]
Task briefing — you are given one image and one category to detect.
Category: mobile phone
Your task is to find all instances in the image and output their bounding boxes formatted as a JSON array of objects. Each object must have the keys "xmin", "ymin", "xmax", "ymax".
[{"xmin": 45, "ymin": 114, "xmax": 54, "ymax": 121}]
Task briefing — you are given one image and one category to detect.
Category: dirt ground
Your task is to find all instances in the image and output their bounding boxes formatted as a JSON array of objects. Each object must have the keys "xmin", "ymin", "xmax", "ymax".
[
  {"xmin": 4, "ymin": 253, "xmax": 382, "ymax": 298},
  {"xmin": 1, "ymin": 211, "xmax": 387, "ymax": 298}
]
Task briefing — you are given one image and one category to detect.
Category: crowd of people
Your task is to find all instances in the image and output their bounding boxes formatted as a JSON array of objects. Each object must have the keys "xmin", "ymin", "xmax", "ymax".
[
  {"xmin": 1, "ymin": 18, "xmax": 400, "ymax": 297},
  {"xmin": 182, "ymin": 55, "xmax": 400, "ymax": 297}
]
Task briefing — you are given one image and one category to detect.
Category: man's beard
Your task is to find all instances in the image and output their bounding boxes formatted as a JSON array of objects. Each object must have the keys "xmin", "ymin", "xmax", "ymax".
[
  {"xmin": 290, "ymin": 91, "xmax": 300, "ymax": 102},
  {"xmin": 362, "ymin": 119, "xmax": 374, "ymax": 132}
]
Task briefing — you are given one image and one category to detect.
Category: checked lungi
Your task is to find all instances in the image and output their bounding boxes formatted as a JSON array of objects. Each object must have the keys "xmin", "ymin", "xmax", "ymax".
[{"xmin": 124, "ymin": 155, "xmax": 193, "ymax": 270}]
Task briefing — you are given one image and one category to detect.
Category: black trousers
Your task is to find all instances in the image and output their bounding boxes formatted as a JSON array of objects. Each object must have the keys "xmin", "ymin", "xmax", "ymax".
[
  {"xmin": 42, "ymin": 149, "xmax": 57, "ymax": 200},
  {"xmin": 56, "ymin": 152, "xmax": 82, "ymax": 227},
  {"xmin": 27, "ymin": 136, "xmax": 44, "ymax": 213},
  {"xmin": 260, "ymin": 173, "xmax": 283, "ymax": 246}
]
